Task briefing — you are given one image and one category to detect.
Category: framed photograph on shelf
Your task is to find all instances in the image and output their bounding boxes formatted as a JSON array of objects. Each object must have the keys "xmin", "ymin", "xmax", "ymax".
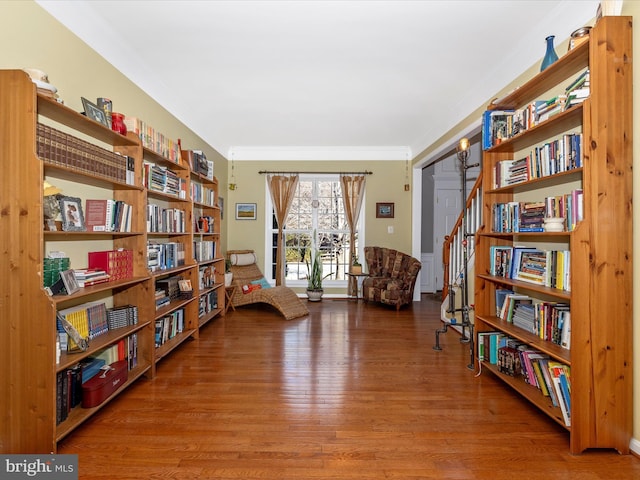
[
  {"xmin": 60, "ymin": 269, "xmax": 80, "ymax": 295},
  {"xmin": 376, "ymin": 202, "xmax": 394, "ymax": 218},
  {"xmin": 81, "ymin": 97, "xmax": 109, "ymax": 127},
  {"xmin": 235, "ymin": 203, "xmax": 257, "ymax": 220},
  {"xmin": 58, "ymin": 196, "xmax": 86, "ymax": 231}
]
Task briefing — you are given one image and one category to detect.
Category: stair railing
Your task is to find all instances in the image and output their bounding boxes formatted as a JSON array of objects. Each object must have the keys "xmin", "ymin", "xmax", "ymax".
[{"xmin": 441, "ymin": 175, "xmax": 483, "ymax": 299}]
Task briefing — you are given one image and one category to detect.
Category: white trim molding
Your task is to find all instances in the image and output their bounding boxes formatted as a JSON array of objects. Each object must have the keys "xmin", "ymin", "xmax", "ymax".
[{"xmin": 229, "ymin": 146, "xmax": 411, "ymax": 161}]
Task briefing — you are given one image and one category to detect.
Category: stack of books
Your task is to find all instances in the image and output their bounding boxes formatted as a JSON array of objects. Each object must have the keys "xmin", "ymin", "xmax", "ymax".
[
  {"xmin": 564, "ymin": 69, "xmax": 590, "ymax": 110},
  {"xmin": 72, "ymin": 268, "xmax": 110, "ymax": 288}
]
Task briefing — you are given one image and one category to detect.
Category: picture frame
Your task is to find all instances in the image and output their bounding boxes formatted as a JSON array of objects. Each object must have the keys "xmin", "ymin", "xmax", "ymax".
[
  {"xmin": 376, "ymin": 202, "xmax": 394, "ymax": 218},
  {"xmin": 81, "ymin": 97, "xmax": 109, "ymax": 127},
  {"xmin": 219, "ymin": 197, "xmax": 224, "ymax": 220},
  {"xmin": 58, "ymin": 196, "xmax": 86, "ymax": 231},
  {"xmin": 235, "ymin": 203, "xmax": 257, "ymax": 220},
  {"xmin": 60, "ymin": 269, "xmax": 80, "ymax": 295}
]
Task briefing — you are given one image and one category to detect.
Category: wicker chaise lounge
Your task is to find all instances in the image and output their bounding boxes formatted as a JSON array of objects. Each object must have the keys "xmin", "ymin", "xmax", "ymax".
[{"xmin": 226, "ymin": 250, "xmax": 309, "ymax": 320}]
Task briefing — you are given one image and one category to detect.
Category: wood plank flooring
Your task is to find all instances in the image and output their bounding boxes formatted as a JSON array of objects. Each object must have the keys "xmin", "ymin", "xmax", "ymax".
[{"xmin": 58, "ymin": 295, "xmax": 640, "ymax": 479}]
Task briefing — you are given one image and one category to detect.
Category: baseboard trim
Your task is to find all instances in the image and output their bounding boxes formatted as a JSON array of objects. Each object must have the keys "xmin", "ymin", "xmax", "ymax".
[{"xmin": 630, "ymin": 437, "xmax": 640, "ymax": 456}]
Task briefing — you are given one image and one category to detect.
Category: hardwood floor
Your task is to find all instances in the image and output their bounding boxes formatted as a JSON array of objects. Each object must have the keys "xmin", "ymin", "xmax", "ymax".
[{"xmin": 58, "ymin": 295, "xmax": 640, "ymax": 479}]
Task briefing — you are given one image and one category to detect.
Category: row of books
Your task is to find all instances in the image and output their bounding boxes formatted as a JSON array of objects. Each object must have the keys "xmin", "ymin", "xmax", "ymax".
[
  {"xmin": 187, "ymin": 150, "xmax": 215, "ymax": 180},
  {"xmin": 36, "ymin": 123, "xmax": 133, "ymax": 185},
  {"xmin": 124, "ymin": 116, "xmax": 181, "ymax": 163},
  {"xmin": 146, "ymin": 203, "xmax": 186, "ymax": 233},
  {"xmin": 85, "ymin": 199, "xmax": 133, "ymax": 233},
  {"xmin": 495, "ymin": 289, "xmax": 570, "ymax": 349},
  {"xmin": 492, "ymin": 191, "xmax": 583, "ymax": 232},
  {"xmin": 194, "ymin": 240, "xmax": 216, "ymax": 262},
  {"xmin": 492, "ymin": 133, "xmax": 583, "ymax": 188},
  {"xmin": 155, "ymin": 308, "xmax": 185, "ymax": 347},
  {"xmin": 482, "ymin": 70, "xmax": 589, "ymax": 150},
  {"xmin": 56, "ymin": 334, "xmax": 138, "ymax": 424},
  {"xmin": 478, "ymin": 332, "xmax": 571, "ymax": 425},
  {"xmin": 56, "ymin": 302, "xmax": 140, "ymax": 353},
  {"xmin": 490, "ymin": 245, "xmax": 571, "ymax": 290},
  {"xmin": 199, "ymin": 291, "xmax": 218, "ymax": 318},
  {"xmin": 147, "ymin": 241, "xmax": 186, "ymax": 271},
  {"xmin": 191, "ymin": 181, "xmax": 216, "ymax": 206},
  {"xmin": 143, "ymin": 161, "xmax": 187, "ymax": 198}
]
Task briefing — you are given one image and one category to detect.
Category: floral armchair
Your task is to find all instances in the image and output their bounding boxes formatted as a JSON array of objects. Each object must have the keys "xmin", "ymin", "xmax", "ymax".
[{"xmin": 362, "ymin": 246, "xmax": 422, "ymax": 310}]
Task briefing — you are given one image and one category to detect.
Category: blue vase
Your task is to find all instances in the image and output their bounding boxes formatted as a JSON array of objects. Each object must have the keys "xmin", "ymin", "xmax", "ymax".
[{"xmin": 540, "ymin": 35, "xmax": 559, "ymax": 71}]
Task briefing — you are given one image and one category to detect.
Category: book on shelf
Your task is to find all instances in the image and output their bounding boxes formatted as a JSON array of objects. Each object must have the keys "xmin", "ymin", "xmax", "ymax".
[{"xmin": 490, "ymin": 246, "xmax": 513, "ymax": 278}]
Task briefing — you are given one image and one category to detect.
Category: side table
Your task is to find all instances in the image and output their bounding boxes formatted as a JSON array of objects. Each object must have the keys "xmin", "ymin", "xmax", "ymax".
[
  {"xmin": 224, "ymin": 285, "xmax": 237, "ymax": 314},
  {"xmin": 347, "ymin": 272, "xmax": 368, "ymax": 300}
]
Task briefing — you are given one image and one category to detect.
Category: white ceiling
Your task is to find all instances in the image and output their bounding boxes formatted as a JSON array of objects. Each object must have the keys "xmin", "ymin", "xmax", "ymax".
[{"xmin": 37, "ymin": 0, "xmax": 601, "ymax": 160}]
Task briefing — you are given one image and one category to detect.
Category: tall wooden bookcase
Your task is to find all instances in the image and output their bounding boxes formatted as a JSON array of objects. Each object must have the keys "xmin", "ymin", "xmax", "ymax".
[
  {"xmin": 474, "ymin": 16, "xmax": 632, "ymax": 454},
  {"xmin": 0, "ymin": 69, "xmax": 225, "ymax": 453}
]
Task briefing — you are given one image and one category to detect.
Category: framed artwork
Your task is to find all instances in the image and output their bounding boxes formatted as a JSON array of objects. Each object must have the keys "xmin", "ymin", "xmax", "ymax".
[
  {"xmin": 58, "ymin": 196, "xmax": 86, "ymax": 231},
  {"xmin": 376, "ymin": 202, "xmax": 394, "ymax": 218},
  {"xmin": 219, "ymin": 196, "xmax": 224, "ymax": 220},
  {"xmin": 81, "ymin": 97, "xmax": 109, "ymax": 127},
  {"xmin": 60, "ymin": 269, "xmax": 80, "ymax": 295},
  {"xmin": 235, "ymin": 203, "xmax": 257, "ymax": 220}
]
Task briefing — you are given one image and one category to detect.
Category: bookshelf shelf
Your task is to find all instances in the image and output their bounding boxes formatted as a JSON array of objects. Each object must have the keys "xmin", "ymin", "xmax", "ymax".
[
  {"xmin": 56, "ymin": 320, "xmax": 152, "ymax": 372},
  {"xmin": 55, "ymin": 362, "xmax": 151, "ymax": 443},
  {"xmin": 482, "ymin": 362, "xmax": 567, "ymax": 429},
  {"xmin": 474, "ymin": 17, "xmax": 632, "ymax": 454},
  {"xmin": 0, "ymin": 69, "xmax": 224, "ymax": 453}
]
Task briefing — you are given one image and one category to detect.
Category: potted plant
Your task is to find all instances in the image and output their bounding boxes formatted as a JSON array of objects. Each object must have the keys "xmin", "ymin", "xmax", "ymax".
[
  {"xmin": 306, "ymin": 249, "xmax": 324, "ymax": 302},
  {"xmin": 224, "ymin": 259, "xmax": 233, "ymax": 287},
  {"xmin": 351, "ymin": 255, "xmax": 362, "ymax": 274}
]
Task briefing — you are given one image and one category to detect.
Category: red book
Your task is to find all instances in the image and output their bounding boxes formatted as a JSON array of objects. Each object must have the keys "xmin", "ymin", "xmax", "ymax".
[{"xmin": 85, "ymin": 199, "xmax": 113, "ymax": 232}]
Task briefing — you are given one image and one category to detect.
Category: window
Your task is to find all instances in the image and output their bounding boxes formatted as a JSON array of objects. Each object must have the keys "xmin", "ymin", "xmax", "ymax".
[{"xmin": 267, "ymin": 174, "xmax": 364, "ymax": 285}]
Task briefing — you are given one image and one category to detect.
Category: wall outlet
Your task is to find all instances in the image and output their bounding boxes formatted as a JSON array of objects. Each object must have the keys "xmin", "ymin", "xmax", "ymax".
[{"xmin": 388, "ymin": 226, "xmax": 394, "ymax": 234}]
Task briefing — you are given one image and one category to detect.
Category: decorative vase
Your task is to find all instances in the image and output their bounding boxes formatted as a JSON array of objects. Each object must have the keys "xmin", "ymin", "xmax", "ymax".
[
  {"xmin": 111, "ymin": 112, "xmax": 127, "ymax": 135},
  {"xmin": 540, "ymin": 35, "xmax": 559, "ymax": 72},
  {"xmin": 306, "ymin": 289, "xmax": 323, "ymax": 302},
  {"xmin": 224, "ymin": 272, "xmax": 233, "ymax": 287}
]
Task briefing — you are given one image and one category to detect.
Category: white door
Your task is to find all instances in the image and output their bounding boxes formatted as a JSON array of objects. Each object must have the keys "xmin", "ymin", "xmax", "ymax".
[{"xmin": 433, "ymin": 184, "xmax": 462, "ymax": 292}]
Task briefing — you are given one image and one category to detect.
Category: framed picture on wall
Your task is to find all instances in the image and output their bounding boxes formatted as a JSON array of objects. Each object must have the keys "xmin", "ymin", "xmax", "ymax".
[
  {"xmin": 235, "ymin": 203, "xmax": 257, "ymax": 220},
  {"xmin": 376, "ymin": 202, "xmax": 394, "ymax": 218}
]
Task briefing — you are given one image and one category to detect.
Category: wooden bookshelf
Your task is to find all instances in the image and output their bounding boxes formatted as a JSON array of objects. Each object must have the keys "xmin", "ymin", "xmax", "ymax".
[
  {"xmin": 474, "ymin": 16, "xmax": 632, "ymax": 454},
  {"xmin": 0, "ymin": 69, "xmax": 224, "ymax": 453}
]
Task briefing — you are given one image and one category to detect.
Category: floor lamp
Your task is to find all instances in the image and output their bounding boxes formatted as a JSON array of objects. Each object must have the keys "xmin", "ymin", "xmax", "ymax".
[{"xmin": 433, "ymin": 137, "xmax": 478, "ymax": 370}]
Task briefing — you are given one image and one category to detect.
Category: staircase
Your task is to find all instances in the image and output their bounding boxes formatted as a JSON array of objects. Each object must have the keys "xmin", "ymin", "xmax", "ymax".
[{"xmin": 440, "ymin": 176, "xmax": 483, "ymax": 332}]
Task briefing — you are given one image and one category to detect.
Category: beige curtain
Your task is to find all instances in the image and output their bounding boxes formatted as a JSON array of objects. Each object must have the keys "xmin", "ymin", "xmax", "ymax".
[
  {"xmin": 340, "ymin": 174, "xmax": 366, "ymax": 264},
  {"xmin": 267, "ymin": 174, "xmax": 299, "ymax": 285}
]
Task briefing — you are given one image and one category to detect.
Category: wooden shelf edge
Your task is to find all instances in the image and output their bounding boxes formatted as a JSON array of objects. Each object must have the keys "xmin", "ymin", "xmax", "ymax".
[
  {"xmin": 51, "ymin": 277, "xmax": 150, "ymax": 306},
  {"xmin": 476, "ymin": 274, "xmax": 572, "ymax": 301},
  {"xmin": 198, "ymin": 309, "xmax": 222, "ymax": 328},
  {"xmin": 37, "ymin": 94, "xmax": 138, "ymax": 147},
  {"xmin": 154, "ymin": 296, "xmax": 196, "ymax": 319},
  {"xmin": 481, "ymin": 362, "xmax": 569, "ymax": 430},
  {"xmin": 477, "ymin": 314, "xmax": 571, "ymax": 363},
  {"xmin": 57, "ymin": 320, "xmax": 152, "ymax": 372},
  {"xmin": 55, "ymin": 362, "xmax": 151, "ymax": 442},
  {"xmin": 154, "ymin": 328, "xmax": 197, "ymax": 362}
]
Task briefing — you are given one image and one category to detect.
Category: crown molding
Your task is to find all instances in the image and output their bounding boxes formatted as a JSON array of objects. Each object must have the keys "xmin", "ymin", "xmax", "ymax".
[{"xmin": 228, "ymin": 146, "xmax": 411, "ymax": 161}]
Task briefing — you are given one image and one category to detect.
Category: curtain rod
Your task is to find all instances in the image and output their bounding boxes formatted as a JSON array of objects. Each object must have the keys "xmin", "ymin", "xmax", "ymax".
[{"xmin": 258, "ymin": 170, "xmax": 373, "ymax": 175}]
